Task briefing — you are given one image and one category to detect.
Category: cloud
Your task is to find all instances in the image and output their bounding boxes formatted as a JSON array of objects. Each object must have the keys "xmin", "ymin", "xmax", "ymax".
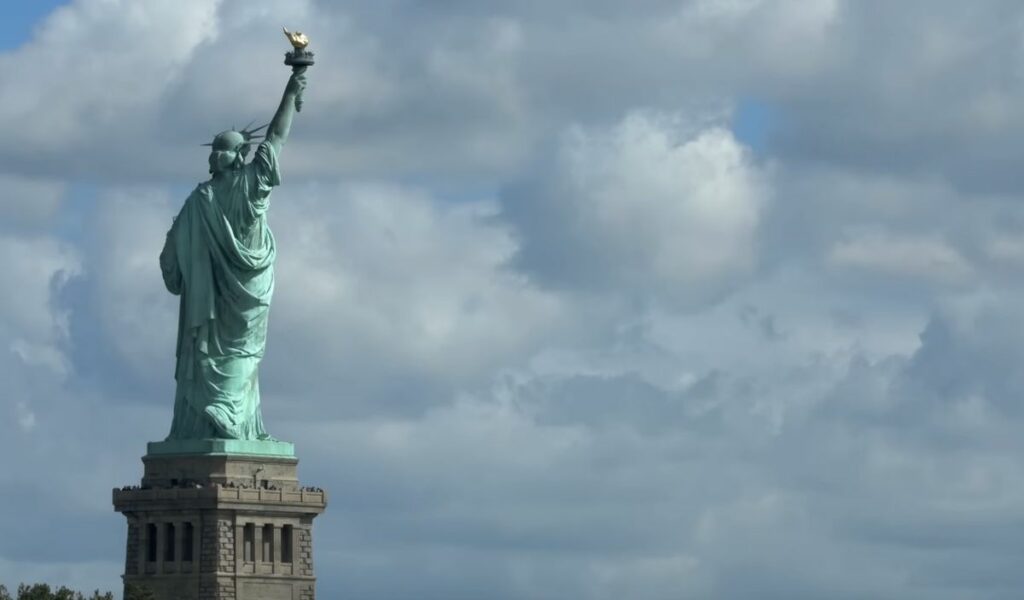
[
  {"xmin": 283, "ymin": 294, "xmax": 1024, "ymax": 600},
  {"xmin": 502, "ymin": 110, "xmax": 769, "ymax": 309},
  {"xmin": 0, "ymin": 175, "xmax": 64, "ymax": 231},
  {"xmin": 754, "ymin": 0, "xmax": 1024, "ymax": 194},
  {"xmin": 828, "ymin": 231, "xmax": 974, "ymax": 285},
  {"xmin": 0, "ymin": 0, "xmax": 220, "ymax": 178},
  {"xmin": 15, "ymin": 401, "xmax": 36, "ymax": 432},
  {"xmin": 899, "ymin": 295, "xmax": 1024, "ymax": 418},
  {"xmin": 0, "ymin": 234, "xmax": 79, "ymax": 374},
  {"xmin": 0, "ymin": 0, "xmax": 536, "ymax": 182},
  {"xmin": 263, "ymin": 183, "xmax": 567, "ymax": 416},
  {"xmin": 0, "ymin": 0, "xmax": 844, "ymax": 185}
]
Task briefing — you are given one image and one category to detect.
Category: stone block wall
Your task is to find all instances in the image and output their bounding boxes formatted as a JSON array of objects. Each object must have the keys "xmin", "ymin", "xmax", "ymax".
[
  {"xmin": 216, "ymin": 517, "xmax": 235, "ymax": 571},
  {"xmin": 299, "ymin": 527, "xmax": 314, "ymax": 578},
  {"xmin": 115, "ymin": 454, "xmax": 326, "ymax": 600},
  {"xmin": 198, "ymin": 578, "xmax": 235, "ymax": 600},
  {"xmin": 124, "ymin": 520, "xmax": 139, "ymax": 576},
  {"xmin": 200, "ymin": 517, "xmax": 219, "ymax": 573}
]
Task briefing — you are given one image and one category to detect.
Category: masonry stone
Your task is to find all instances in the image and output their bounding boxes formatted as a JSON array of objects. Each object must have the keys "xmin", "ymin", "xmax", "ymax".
[{"xmin": 114, "ymin": 452, "xmax": 326, "ymax": 600}]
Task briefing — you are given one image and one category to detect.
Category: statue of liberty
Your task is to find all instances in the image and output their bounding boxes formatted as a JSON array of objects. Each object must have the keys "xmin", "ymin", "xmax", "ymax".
[{"xmin": 158, "ymin": 33, "xmax": 312, "ymax": 442}]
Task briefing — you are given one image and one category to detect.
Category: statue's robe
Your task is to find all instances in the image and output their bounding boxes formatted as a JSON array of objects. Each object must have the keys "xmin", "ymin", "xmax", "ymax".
[{"xmin": 159, "ymin": 142, "xmax": 280, "ymax": 440}]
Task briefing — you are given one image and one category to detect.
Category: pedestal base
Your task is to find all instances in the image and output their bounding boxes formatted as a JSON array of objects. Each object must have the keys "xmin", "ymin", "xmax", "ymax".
[{"xmin": 114, "ymin": 447, "xmax": 326, "ymax": 600}]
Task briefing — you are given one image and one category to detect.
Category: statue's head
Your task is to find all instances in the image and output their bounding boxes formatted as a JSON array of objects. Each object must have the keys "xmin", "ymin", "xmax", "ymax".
[
  {"xmin": 207, "ymin": 130, "xmax": 246, "ymax": 174},
  {"xmin": 203, "ymin": 122, "xmax": 268, "ymax": 175}
]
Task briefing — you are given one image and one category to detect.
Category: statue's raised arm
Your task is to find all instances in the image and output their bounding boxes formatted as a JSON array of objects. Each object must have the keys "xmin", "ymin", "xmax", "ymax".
[{"xmin": 266, "ymin": 68, "xmax": 307, "ymax": 156}]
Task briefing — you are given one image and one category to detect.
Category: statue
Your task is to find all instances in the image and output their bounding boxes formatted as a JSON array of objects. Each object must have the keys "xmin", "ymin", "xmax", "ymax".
[{"xmin": 157, "ymin": 31, "xmax": 312, "ymax": 442}]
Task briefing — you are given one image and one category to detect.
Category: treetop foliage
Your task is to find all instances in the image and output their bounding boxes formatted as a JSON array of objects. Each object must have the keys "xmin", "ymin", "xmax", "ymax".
[{"xmin": 0, "ymin": 583, "xmax": 114, "ymax": 600}]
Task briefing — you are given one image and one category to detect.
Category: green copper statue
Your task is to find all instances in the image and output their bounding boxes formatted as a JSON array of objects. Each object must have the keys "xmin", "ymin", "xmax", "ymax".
[{"xmin": 158, "ymin": 31, "xmax": 312, "ymax": 442}]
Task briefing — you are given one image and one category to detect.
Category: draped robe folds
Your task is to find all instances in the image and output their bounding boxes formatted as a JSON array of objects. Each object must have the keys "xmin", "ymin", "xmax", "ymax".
[{"xmin": 159, "ymin": 141, "xmax": 281, "ymax": 440}]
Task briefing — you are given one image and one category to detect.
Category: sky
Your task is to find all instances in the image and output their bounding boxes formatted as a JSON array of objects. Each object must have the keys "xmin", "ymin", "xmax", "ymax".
[{"xmin": 3, "ymin": 0, "xmax": 1024, "ymax": 598}]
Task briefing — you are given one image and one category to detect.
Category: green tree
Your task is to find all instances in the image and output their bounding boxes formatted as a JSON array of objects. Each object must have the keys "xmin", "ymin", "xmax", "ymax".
[
  {"xmin": 1, "ymin": 584, "xmax": 114, "ymax": 600},
  {"xmin": 122, "ymin": 584, "xmax": 155, "ymax": 600},
  {"xmin": 51, "ymin": 586, "xmax": 76, "ymax": 600},
  {"xmin": 16, "ymin": 583, "xmax": 53, "ymax": 600}
]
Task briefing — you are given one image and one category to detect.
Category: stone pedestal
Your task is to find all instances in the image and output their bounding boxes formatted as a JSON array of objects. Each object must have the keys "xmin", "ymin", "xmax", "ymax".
[{"xmin": 113, "ymin": 445, "xmax": 326, "ymax": 600}]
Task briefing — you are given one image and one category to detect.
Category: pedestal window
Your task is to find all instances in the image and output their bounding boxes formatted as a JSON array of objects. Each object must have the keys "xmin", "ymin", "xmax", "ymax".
[{"xmin": 182, "ymin": 522, "xmax": 194, "ymax": 562}]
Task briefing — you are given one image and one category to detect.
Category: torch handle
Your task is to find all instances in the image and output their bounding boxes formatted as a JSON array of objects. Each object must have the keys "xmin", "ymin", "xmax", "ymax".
[{"xmin": 291, "ymin": 65, "xmax": 307, "ymax": 112}]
